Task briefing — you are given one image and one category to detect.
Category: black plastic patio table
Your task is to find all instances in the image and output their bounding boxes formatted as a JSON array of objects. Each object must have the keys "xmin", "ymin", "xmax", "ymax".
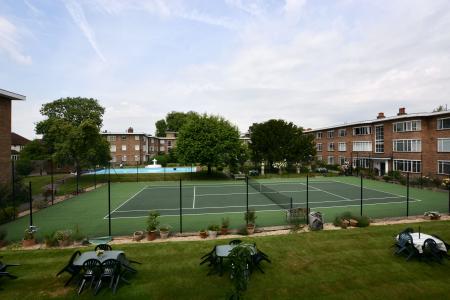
[
  {"xmin": 215, "ymin": 244, "xmax": 257, "ymax": 276},
  {"xmin": 73, "ymin": 251, "xmax": 136, "ymax": 273}
]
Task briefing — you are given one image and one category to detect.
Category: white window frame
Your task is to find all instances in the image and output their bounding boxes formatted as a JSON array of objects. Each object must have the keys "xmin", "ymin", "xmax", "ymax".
[
  {"xmin": 338, "ymin": 142, "xmax": 346, "ymax": 152},
  {"xmin": 328, "ymin": 142, "xmax": 335, "ymax": 152},
  {"xmin": 135, "ymin": 135, "xmax": 140, "ymax": 141},
  {"xmin": 111, "ymin": 156, "xmax": 116, "ymax": 162},
  {"xmin": 352, "ymin": 126, "xmax": 372, "ymax": 136},
  {"xmin": 393, "ymin": 139, "xmax": 422, "ymax": 152},
  {"xmin": 327, "ymin": 156, "xmax": 335, "ymax": 165},
  {"xmin": 437, "ymin": 138, "xmax": 450, "ymax": 152},
  {"xmin": 327, "ymin": 130, "xmax": 334, "ymax": 138},
  {"xmin": 110, "ymin": 145, "xmax": 116, "ymax": 152},
  {"xmin": 438, "ymin": 160, "xmax": 450, "ymax": 175},
  {"xmin": 160, "ymin": 146, "xmax": 165, "ymax": 151},
  {"xmin": 437, "ymin": 117, "xmax": 450, "ymax": 130},
  {"xmin": 393, "ymin": 120, "xmax": 421, "ymax": 132},
  {"xmin": 160, "ymin": 140, "xmax": 165, "ymax": 145},
  {"xmin": 339, "ymin": 156, "xmax": 346, "ymax": 165},
  {"xmin": 352, "ymin": 141, "xmax": 372, "ymax": 152},
  {"xmin": 375, "ymin": 125, "xmax": 384, "ymax": 153},
  {"xmin": 352, "ymin": 157, "xmax": 370, "ymax": 168},
  {"xmin": 316, "ymin": 143, "xmax": 322, "ymax": 152},
  {"xmin": 135, "ymin": 155, "xmax": 140, "ymax": 162},
  {"xmin": 316, "ymin": 155, "xmax": 323, "ymax": 161},
  {"xmin": 135, "ymin": 145, "xmax": 140, "ymax": 151},
  {"xmin": 107, "ymin": 135, "xmax": 116, "ymax": 142},
  {"xmin": 122, "ymin": 155, "xmax": 127, "ymax": 162},
  {"xmin": 338, "ymin": 129, "xmax": 346, "ymax": 137},
  {"xmin": 122, "ymin": 145, "xmax": 127, "ymax": 151},
  {"xmin": 121, "ymin": 135, "xmax": 127, "ymax": 141},
  {"xmin": 316, "ymin": 132, "xmax": 322, "ymax": 139},
  {"xmin": 393, "ymin": 159, "xmax": 421, "ymax": 173}
]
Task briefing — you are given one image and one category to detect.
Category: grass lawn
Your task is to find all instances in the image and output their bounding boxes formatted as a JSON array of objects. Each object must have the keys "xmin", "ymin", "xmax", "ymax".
[{"xmin": 0, "ymin": 220, "xmax": 449, "ymax": 299}]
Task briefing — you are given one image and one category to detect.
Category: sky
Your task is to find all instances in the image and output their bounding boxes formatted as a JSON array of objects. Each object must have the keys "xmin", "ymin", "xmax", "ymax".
[{"xmin": 1, "ymin": 0, "xmax": 450, "ymax": 139}]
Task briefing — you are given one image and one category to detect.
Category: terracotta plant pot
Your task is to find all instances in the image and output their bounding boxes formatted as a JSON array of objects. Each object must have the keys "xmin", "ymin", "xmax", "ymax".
[
  {"xmin": 247, "ymin": 224, "xmax": 255, "ymax": 235},
  {"xmin": 0, "ymin": 240, "xmax": 7, "ymax": 248},
  {"xmin": 147, "ymin": 231, "xmax": 158, "ymax": 241},
  {"xmin": 349, "ymin": 219, "xmax": 358, "ymax": 227},
  {"xmin": 199, "ymin": 231, "xmax": 208, "ymax": 239},
  {"xmin": 22, "ymin": 239, "xmax": 36, "ymax": 247},
  {"xmin": 220, "ymin": 227, "xmax": 228, "ymax": 235}
]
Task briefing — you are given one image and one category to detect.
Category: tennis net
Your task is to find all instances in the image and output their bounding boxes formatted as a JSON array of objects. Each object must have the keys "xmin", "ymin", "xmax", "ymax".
[{"xmin": 247, "ymin": 177, "xmax": 292, "ymax": 210}]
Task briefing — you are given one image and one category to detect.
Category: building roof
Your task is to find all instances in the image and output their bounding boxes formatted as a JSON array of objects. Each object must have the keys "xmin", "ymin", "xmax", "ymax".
[
  {"xmin": 101, "ymin": 132, "xmax": 150, "ymax": 136},
  {"xmin": 11, "ymin": 132, "xmax": 30, "ymax": 146},
  {"xmin": 306, "ymin": 110, "xmax": 450, "ymax": 132},
  {"xmin": 0, "ymin": 89, "xmax": 26, "ymax": 101}
]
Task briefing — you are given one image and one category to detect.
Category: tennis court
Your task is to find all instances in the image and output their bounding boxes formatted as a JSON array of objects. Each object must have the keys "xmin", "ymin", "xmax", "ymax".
[{"xmin": 106, "ymin": 179, "xmax": 420, "ymax": 220}]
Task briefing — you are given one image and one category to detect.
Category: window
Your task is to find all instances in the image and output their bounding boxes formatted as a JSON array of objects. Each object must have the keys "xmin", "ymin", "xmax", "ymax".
[
  {"xmin": 122, "ymin": 155, "xmax": 127, "ymax": 162},
  {"xmin": 135, "ymin": 145, "xmax": 140, "ymax": 151},
  {"xmin": 121, "ymin": 135, "xmax": 126, "ymax": 141},
  {"xmin": 107, "ymin": 135, "xmax": 116, "ymax": 142},
  {"xmin": 110, "ymin": 145, "xmax": 116, "ymax": 152},
  {"xmin": 111, "ymin": 156, "xmax": 116, "ymax": 162},
  {"xmin": 11, "ymin": 154, "xmax": 18, "ymax": 161},
  {"xmin": 338, "ymin": 129, "xmax": 346, "ymax": 137},
  {"xmin": 339, "ymin": 156, "xmax": 346, "ymax": 165},
  {"xmin": 328, "ymin": 142, "xmax": 335, "ymax": 151},
  {"xmin": 135, "ymin": 135, "xmax": 140, "ymax": 141},
  {"xmin": 338, "ymin": 142, "xmax": 346, "ymax": 152},
  {"xmin": 327, "ymin": 130, "xmax": 334, "ymax": 138},
  {"xmin": 316, "ymin": 155, "xmax": 323, "ymax": 161},
  {"xmin": 135, "ymin": 155, "xmax": 140, "ymax": 162},
  {"xmin": 353, "ymin": 126, "xmax": 372, "ymax": 136},
  {"xmin": 375, "ymin": 125, "xmax": 384, "ymax": 153},
  {"xmin": 438, "ymin": 161, "xmax": 450, "ymax": 174},
  {"xmin": 352, "ymin": 157, "xmax": 370, "ymax": 168},
  {"xmin": 150, "ymin": 146, "xmax": 154, "ymax": 152},
  {"xmin": 316, "ymin": 143, "xmax": 322, "ymax": 152},
  {"xmin": 122, "ymin": 145, "xmax": 127, "ymax": 151},
  {"xmin": 168, "ymin": 141, "xmax": 172, "ymax": 146},
  {"xmin": 151, "ymin": 138, "xmax": 154, "ymax": 143},
  {"xmin": 316, "ymin": 132, "xmax": 322, "ymax": 139},
  {"xmin": 437, "ymin": 117, "xmax": 450, "ymax": 130},
  {"xmin": 352, "ymin": 141, "xmax": 372, "ymax": 152},
  {"xmin": 327, "ymin": 156, "xmax": 335, "ymax": 165},
  {"xmin": 393, "ymin": 160, "xmax": 421, "ymax": 173},
  {"xmin": 393, "ymin": 139, "xmax": 421, "ymax": 152},
  {"xmin": 393, "ymin": 120, "xmax": 421, "ymax": 132},
  {"xmin": 160, "ymin": 140, "xmax": 165, "ymax": 145},
  {"xmin": 160, "ymin": 146, "xmax": 165, "ymax": 151},
  {"xmin": 437, "ymin": 138, "xmax": 450, "ymax": 152}
]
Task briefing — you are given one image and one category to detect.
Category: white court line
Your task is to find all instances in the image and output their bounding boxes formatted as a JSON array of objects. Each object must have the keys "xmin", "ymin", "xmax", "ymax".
[
  {"xmin": 301, "ymin": 182, "xmax": 351, "ymax": 201},
  {"xmin": 192, "ymin": 186, "xmax": 196, "ymax": 208},
  {"xmin": 103, "ymin": 185, "xmax": 149, "ymax": 219},
  {"xmin": 195, "ymin": 190, "xmax": 316, "ymax": 198}
]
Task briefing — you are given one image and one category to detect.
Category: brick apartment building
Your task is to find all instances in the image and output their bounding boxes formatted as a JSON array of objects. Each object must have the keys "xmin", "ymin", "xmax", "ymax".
[
  {"xmin": 0, "ymin": 89, "xmax": 26, "ymax": 184},
  {"xmin": 102, "ymin": 128, "xmax": 178, "ymax": 166},
  {"xmin": 11, "ymin": 132, "xmax": 30, "ymax": 161},
  {"xmin": 306, "ymin": 108, "xmax": 450, "ymax": 178}
]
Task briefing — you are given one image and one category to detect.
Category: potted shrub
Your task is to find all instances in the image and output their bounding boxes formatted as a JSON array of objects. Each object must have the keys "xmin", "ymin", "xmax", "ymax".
[
  {"xmin": 22, "ymin": 228, "xmax": 36, "ymax": 247},
  {"xmin": 133, "ymin": 231, "xmax": 145, "ymax": 241},
  {"xmin": 43, "ymin": 231, "xmax": 58, "ymax": 248},
  {"xmin": 0, "ymin": 229, "xmax": 7, "ymax": 248},
  {"xmin": 199, "ymin": 229, "xmax": 208, "ymax": 239},
  {"xmin": 55, "ymin": 230, "xmax": 72, "ymax": 247},
  {"xmin": 147, "ymin": 210, "xmax": 160, "ymax": 241},
  {"xmin": 220, "ymin": 217, "xmax": 230, "ymax": 235},
  {"xmin": 207, "ymin": 224, "xmax": 220, "ymax": 239},
  {"xmin": 71, "ymin": 225, "xmax": 85, "ymax": 245},
  {"xmin": 159, "ymin": 225, "xmax": 171, "ymax": 239},
  {"xmin": 244, "ymin": 210, "xmax": 257, "ymax": 234}
]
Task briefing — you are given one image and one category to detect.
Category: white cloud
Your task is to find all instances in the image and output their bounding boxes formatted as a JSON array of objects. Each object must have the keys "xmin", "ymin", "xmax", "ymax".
[
  {"xmin": 0, "ymin": 16, "xmax": 32, "ymax": 64},
  {"xmin": 64, "ymin": 0, "xmax": 106, "ymax": 62}
]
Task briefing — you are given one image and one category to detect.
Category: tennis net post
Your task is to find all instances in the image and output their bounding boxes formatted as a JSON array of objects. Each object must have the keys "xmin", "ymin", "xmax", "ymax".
[
  {"xmin": 179, "ymin": 178, "xmax": 183, "ymax": 234},
  {"xmin": 360, "ymin": 174, "xmax": 363, "ymax": 216},
  {"xmin": 406, "ymin": 172, "xmax": 410, "ymax": 217}
]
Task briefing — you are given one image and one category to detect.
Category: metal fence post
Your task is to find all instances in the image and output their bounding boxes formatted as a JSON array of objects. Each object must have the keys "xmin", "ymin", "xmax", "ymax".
[
  {"xmin": 360, "ymin": 174, "xmax": 363, "ymax": 216},
  {"xmin": 136, "ymin": 162, "xmax": 139, "ymax": 183},
  {"xmin": 406, "ymin": 173, "xmax": 410, "ymax": 217},
  {"xmin": 290, "ymin": 197, "xmax": 293, "ymax": 210},
  {"xmin": 11, "ymin": 160, "xmax": 16, "ymax": 219},
  {"xmin": 179, "ymin": 178, "xmax": 183, "ymax": 234},
  {"xmin": 108, "ymin": 180, "xmax": 111, "ymax": 236},
  {"xmin": 94, "ymin": 167, "xmax": 96, "ymax": 189},
  {"xmin": 51, "ymin": 160, "xmax": 54, "ymax": 205},
  {"xmin": 306, "ymin": 174, "xmax": 309, "ymax": 225},
  {"xmin": 29, "ymin": 181, "xmax": 33, "ymax": 227},
  {"xmin": 246, "ymin": 176, "xmax": 249, "ymax": 226},
  {"xmin": 448, "ymin": 184, "xmax": 450, "ymax": 216}
]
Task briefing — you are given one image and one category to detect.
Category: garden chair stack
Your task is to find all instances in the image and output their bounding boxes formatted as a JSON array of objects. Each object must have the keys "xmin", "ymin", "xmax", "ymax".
[
  {"xmin": 95, "ymin": 244, "xmax": 112, "ymax": 251},
  {"xmin": 395, "ymin": 232, "xmax": 418, "ymax": 261},
  {"xmin": 422, "ymin": 239, "xmax": 443, "ymax": 263},
  {"xmin": 200, "ymin": 246, "xmax": 219, "ymax": 275},
  {"xmin": 94, "ymin": 259, "xmax": 127, "ymax": 295},
  {"xmin": 78, "ymin": 259, "xmax": 102, "ymax": 295}
]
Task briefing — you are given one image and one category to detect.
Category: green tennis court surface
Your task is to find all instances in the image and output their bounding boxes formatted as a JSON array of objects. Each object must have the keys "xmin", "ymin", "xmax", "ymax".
[
  {"xmin": 107, "ymin": 180, "xmax": 419, "ymax": 219},
  {"xmin": 1, "ymin": 176, "xmax": 448, "ymax": 241}
]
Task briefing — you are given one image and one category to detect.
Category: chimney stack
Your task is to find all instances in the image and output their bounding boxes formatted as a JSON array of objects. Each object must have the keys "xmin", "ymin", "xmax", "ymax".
[
  {"xmin": 377, "ymin": 112, "xmax": 385, "ymax": 119},
  {"xmin": 127, "ymin": 127, "xmax": 134, "ymax": 133},
  {"xmin": 397, "ymin": 107, "xmax": 406, "ymax": 116}
]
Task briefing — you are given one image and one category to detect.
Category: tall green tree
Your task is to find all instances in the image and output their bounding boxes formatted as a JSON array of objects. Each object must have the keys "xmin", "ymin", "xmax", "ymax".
[
  {"xmin": 36, "ymin": 97, "xmax": 111, "ymax": 182},
  {"xmin": 249, "ymin": 119, "xmax": 315, "ymax": 169},
  {"xmin": 19, "ymin": 139, "xmax": 49, "ymax": 160},
  {"xmin": 155, "ymin": 111, "xmax": 199, "ymax": 136},
  {"xmin": 176, "ymin": 114, "xmax": 241, "ymax": 173}
]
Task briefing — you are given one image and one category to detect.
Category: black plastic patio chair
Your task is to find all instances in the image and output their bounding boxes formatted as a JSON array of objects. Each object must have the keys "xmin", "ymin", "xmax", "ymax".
[
  {"xmin": 395, "ymin": 232, "xmax": 418, "ymax": 261},
  {"xmin": 402, "ymin": 228, "xmax": 414, "ymax": 234},
  {"xmin": 95, "ymin": 244, "xmax": 112, "ymax": 251},
  {"xmin": 0, "ymin": 271, "xmax": 17, "ymax": 280},
  {"xmin": 431, "ymin": 235, "xmax": 450, "ymax": 251},
  {"xmin": 423, "ymin": 239, "xmax": 443, "ymax": 263},
  {"xmin": 251, "ymin": 251, "xmax": 271, "ymax": 274},
  {"xmin": 94, "ymin": 259, "xmax": 121, "ymax": 295},
  {"xmin": 78, "ymin": 259, "xmax": 102, "ymax": 295},
  {"xmin": 56, "ymin": 250, "xmax": 81, "ymax": 286},
  {"xmin": 200, "ymin": 246, "xmax": 218, "ymax": 266},
  {"xmin": 0, "ymin": 257, "xmax": 20, "ymax": 273}
]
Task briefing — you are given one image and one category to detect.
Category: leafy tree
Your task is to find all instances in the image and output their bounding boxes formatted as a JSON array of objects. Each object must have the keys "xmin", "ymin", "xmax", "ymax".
[
  {"xmin": 249, "ymin": 119, "xmax": 316, "ymax": 170},
  {"xmin": 19, "ymin": 139, "xmax": 49, "ymax": 160},
  {"xmin": 176, "ymin": 114, "xmax": 241, "ymax": 173},
  {"xmin": 35, "ymin": 97, "xmax": 111, "ymax": 184},
  {"xmin": 155, "ymin": 119, "xmax": 167, "ymax": 137},
  {"xmin": 155, "ymin": 111, "xmax": 199, "ymax": 136},
  {"xmin": 15, "ymin": 159, "xmax": 33, "ymax": 176},
  {"xmin": 433, "ymin": 105, "xmax": 447, "ymax": 112}
]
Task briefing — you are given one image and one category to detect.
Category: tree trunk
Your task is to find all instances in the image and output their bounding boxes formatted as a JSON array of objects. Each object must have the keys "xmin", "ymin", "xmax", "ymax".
[{"xmin": 207, "ymin": 165, "xmax": 212, "ymax": 174}]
